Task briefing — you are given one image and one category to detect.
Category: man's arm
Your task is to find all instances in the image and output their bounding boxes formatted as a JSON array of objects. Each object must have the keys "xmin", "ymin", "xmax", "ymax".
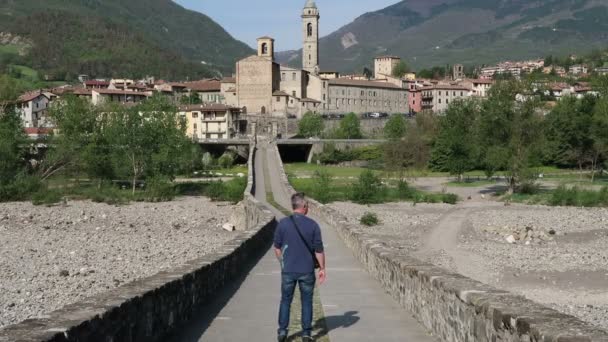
[
  {"xmin": 275, "ymin": 247, "xmax": 283, "ymax": 261},
  {"xmin": 316, "ymin": 252, "xmax": 326, "ymax": 284}
]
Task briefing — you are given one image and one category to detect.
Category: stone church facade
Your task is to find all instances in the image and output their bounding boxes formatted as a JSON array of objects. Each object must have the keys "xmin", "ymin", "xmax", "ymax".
[{"xmin": 233, "ymin": 0, "xmax": 408, "ymax": 121}]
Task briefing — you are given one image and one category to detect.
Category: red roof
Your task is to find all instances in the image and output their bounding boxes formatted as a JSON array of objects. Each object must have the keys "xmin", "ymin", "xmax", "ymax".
[
  {"xmin": 221, "ymin": 77, "xmax": 236, "ymax": 84},
  {"xmin": 184, "ymin": 80, "xmax": 221, "ymax": 92},
  {"xmin": 72, "ymin": 88, "xmax": 92, "ymax": 96},
  {"xmin": 328, "ymin": 78, "xmax": 402, "ymax": 90},
  {"xmin": 94, "ymin": 89, "xmax": 149, "ymax": 96},
  {"xmin": 84, "ymin": 80, "xmax": 110, "ymax": 86},
  {"xmin": 17, "ymin": 91, "xmax": 47, "ymax": 103},
  {"xmin": 24, "ymin": 127, "xmax": 54, "ymax": 135},
  {"xmin": 179, "ymin": 103, "xmax": 239, "ymax": 112}
]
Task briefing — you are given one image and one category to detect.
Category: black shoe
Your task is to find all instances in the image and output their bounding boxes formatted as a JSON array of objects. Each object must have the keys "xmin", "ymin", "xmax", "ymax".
[{"xmin": 277, "ymin": 334, "xmax": 287, "ymax": 342}]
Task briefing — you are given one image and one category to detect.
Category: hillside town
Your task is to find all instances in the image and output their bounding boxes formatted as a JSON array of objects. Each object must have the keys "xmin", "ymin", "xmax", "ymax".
[{"xmin": 7, "ymin": 0, "xmax": 606, "ymax": 142}]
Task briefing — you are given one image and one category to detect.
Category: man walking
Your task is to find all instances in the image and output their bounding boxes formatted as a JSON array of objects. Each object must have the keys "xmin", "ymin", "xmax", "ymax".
[{"xmin": 274, "ymin": 193, "xmax": 326, "ymax": 342}]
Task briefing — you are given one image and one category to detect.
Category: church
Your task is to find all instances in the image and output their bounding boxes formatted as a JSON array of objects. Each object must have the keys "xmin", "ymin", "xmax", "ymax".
[{"xmin": 233, "ymin": 0, "xmax": 408, "ymax": 118}]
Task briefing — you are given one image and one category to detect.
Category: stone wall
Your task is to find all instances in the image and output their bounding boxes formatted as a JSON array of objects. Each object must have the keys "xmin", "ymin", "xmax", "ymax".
[
  {"xmin": 323, "ymin": 118, "xmax": 388, "ymax": 138},
  {"xmin": 0, "ymin": 143, "xmax": 277, "ymax": 342},
  {"xmin": 270, "ymin": 143, "xmax": 608, "ymax": 342}
]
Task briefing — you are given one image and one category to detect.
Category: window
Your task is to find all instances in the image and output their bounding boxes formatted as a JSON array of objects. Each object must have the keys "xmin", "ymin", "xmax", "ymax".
[
  {"xmin": 261, "ymin": 43, "xmax": 268, "ymax": 55},
  {"xmin": 292, "ymin": 73, "xmax": 296, "ymax": 81},
  {"xmin": 413, "ymin": 100, "xmax": 416, "ymax": 105},
  {"xmin": 342, "ymin": 90, "xmax": 345, "ymax": 96},
  {"xmin": 446, "ymin": 99, "xmax": 450, "ymax": 104},
  {"xmin": 309, "ymin": 54, "xmax": 311, "ymax": 61},
  {"xmin": 361, "ymin": 91, "xmax": 364, "ymax": 96},
  {"xmin": 348, "ymin": 99, "xmax": 351, "ymax": 105},
  {"xmin": 461, "ymin": 92, "xmax": 464, "ymax": 96},
  {"xmin": 438, "ymin": 99, "xmax": 442, "ymax": 104},
  {"xmin": 307, "ymin": 23, "xmax": 313, "ymax": 37},
  {"xmin": 276, "ymin": 97, "xmax": 280, "ymax": 102},
  {"xmin": 322, "ymin": 94, "xmax": 326, "ymax": 101},
  {"xmin": 323, "ymin": 82, "xmax": 326, "ymax": 89},
  {"xmin": 292, "ymin": 91, "xmax": 296, "ymax": 97},
  {"xmin": 374, "ymin": 91, "xmax": 377, "ymax": 97},
  {"xmin": 453, "ymin": 91, "xmax": 456, "ymax": 96},
  {"xmin": 281, "ymin": 73, "xmax": 285, "ymax": 81},
  {"xmin": 193, "ymin": 123, "xmax": 197, "ymax": 130}
]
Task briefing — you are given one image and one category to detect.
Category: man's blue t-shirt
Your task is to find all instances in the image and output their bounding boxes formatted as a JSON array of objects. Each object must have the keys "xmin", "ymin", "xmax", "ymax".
[{"xmin": 273, "ymin": 214, "xmax": 324, "ymax": 274}]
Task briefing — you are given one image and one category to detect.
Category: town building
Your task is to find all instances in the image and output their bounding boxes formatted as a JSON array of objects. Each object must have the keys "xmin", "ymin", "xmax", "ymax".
[
  {"xmin": 179, "ymin": 103, "xmax": 242, "ymax": 140},
  {"xmin": 374, "ymin": 56, "xmax": 401, "ymax": 80},
  {"xmin": 453, "ymin": 64, "xmax": 465, "ymax": 80},
  {"xmin": 595, "ymin": 67, "xmax": 608, "ymax": 76},
  {"xmin": 15, "ymin": 91, "xmax": 52, "ymax": 128},
  {"xmin": 84, "ymin": 80, "xmax": 110, "ymax": 89},
  {"xmin": 233, "ymin": 0, "xmax": 408, "ymax": 119},
  {"xmin": 421, "ymin": 84, "xmax": 471, "ymax": 113},
  {"xmin": 459, "ymin": 79, "xmax": 494, "ymax": 98},
  {"xmin": 569, "ymin": 64, "xmax": 588, "ymax": 75},
  {"xmin": 184, "ymin": 79, "xmax": 223, "ymax": 103},
  {"xmin": 91, "ymin": 89, "xmax": 150, "ymax": 106}
]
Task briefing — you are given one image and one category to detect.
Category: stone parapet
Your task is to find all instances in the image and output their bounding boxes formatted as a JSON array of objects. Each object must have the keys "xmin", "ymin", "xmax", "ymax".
[
  {"xmin": 270, "ymin": 143, "xmax": 608, "ymax": 342},
  {"xmin": 0, "ymin": 143, "xmax": 276, "ymax": 342}
]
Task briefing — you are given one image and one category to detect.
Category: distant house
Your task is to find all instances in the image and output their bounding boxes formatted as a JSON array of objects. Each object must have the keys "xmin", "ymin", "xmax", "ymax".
[
  {"xmin": 184, "ymin": 79, "xmax": 223, "ymax": 103},
  {"xmin": 84, "ymin": 80, "xmax": 110, "ymax": 89},
  {"xmin": 15, "ymin": 91, "xmax": 52, "ymax": 128},
  {"xmin": 420, "ymin": 84, "xmax": 471, "ymax": 113},
  {"xmin": 91, "ymin": 89, "xmax": 150, "ymax": 105},
  {"xmin": 595, "ymin": 67, "xmax": 608, "ymax": 76},
  {"xmin": 459, "ymin": 79, "xmax": 494, "ymax": 98},
  {"xmin": 179, "ymin": 103, "xmax": 242, "ymax": 140},
  {"xmin": 569, "ymin": 64, "xmax": 588, "ymax": 75}
]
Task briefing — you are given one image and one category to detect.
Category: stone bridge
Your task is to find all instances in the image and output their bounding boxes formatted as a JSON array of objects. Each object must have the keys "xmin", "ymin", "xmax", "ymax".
[{"xmin": 2, "ymin": 139, "xmax": 607, "ymax": 342}]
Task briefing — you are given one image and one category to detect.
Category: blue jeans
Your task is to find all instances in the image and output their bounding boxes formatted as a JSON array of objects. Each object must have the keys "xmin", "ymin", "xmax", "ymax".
[{"xmin": 278, "ymin": 272, "xmax": 316, "ymax": 337}]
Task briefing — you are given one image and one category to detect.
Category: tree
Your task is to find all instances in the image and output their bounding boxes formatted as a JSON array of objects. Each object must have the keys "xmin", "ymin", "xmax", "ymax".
[
  {"xmin": 392, "ymin": 61, "xmax": 409, "ymax": 78},
  {"xmin": 104, "ymin": 95, "xmax": 190, "ymax": 194},
  {"xmin": 429, "ymin": 99, "xmax": 480, "ymax": 181},
  {"xmin": 544, "ymin": 55, "xmax": 554, "ymax": 67},
  {"xmin": 363, "ymin": 67, "xmax": 373, "ymax": 80},
  {"xmin": 384, "ymin": 114, "xmax": 407, "ymax": 140},
  {"xmin": 0, "ymin": 109, "xmax": 26, "ymax": 185},
  {"xmin": 46, "ymin": 96, "xmax": 104, "ymax": 182},
  {"xmin": 335, "ymin": 113, "xmax": 363, "ymax": 139},
  {"xmin": 0, "ymin": 75, "xmax": 21, "ymax": 113},
  {"xmin": 298, "ymin": 111, "xmax": 324, "ymax": 138},
  {"xmin": 592, "ymin": 97, "xmax": 608, "ymax": 179},
  {"xmin": 476, "ymin": 81, "xmax": 544, "ymax": 193},
  {"xmin": 545, "ymin": 95, "xmax": 597, "ymax": 174},
  {"xmin": 180, "ymin": 93, "xmax": 202, "ymax": 105},
  {"xmin": 352, "ymin": 170, "xmax": 384, "ymax": 204}
]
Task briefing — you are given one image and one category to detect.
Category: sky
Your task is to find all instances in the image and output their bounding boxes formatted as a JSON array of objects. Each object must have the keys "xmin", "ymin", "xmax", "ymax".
[{"xmin": 174, "ymin": 0, "xmax": 398, "ymax": 51}]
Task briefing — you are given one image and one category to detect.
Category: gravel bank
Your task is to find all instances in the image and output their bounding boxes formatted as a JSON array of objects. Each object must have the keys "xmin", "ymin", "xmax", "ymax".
[
  {"xmin": 329, "ymin": 201, "xmax": 608, "ymax": 331},
  {"xmin": 0, "ymin": 197, "xmax": 236, "ymax": 329},
  {"xmin": 328, "ymin": 202, "xmax": 452, "ymax": 253}
]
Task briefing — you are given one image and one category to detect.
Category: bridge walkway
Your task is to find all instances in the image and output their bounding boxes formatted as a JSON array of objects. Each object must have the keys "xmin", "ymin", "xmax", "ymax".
[{"xmin": 169, "ymin": 143, "xmax": 436, "ymax": 341}]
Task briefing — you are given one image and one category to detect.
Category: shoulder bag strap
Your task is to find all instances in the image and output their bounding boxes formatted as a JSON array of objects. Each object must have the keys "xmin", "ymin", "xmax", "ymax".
[{"xmin": 289, "ymin": 215, "xmax": 317, "ymax": 260}]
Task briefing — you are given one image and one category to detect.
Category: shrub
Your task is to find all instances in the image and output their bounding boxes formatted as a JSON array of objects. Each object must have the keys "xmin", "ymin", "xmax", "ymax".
[
  {"xmin": 351, "ymin": 170, "xmax": 385, "ymax": 204},
  {"xmin": 143, "ymin": 176, "xmax": 175, "ymax": 202},
  {"xmin": 31, "ymin": 189, "xmax": 63, "ymax": 206},
  {"xmin": 442, "ymin": 193, "xmax": 459, "ymax": 204},
  {"xmin": 312, "ymin": 170, "xmax": 332, "ymax": 204},
  {"xmin": 360, "ymin": 212, "xmax": 379, "ymax": 226},
  {"xmin": 0, "ymin": 175, "xmax": 42, "ymax": 202},
  {"xmin": 549, "ymin": 185, "xmax": 608, "ymax": 207},
  {"xmin": 204, "ymin": 177, "xmax": 247, "ymax": 203},
  {"xmin": 218, "ymin": 153, "xmax": 235, "ymax": 169},
  {"xmin": 396, "ymin": 179, "xmax": 416, "ymax": 200}
]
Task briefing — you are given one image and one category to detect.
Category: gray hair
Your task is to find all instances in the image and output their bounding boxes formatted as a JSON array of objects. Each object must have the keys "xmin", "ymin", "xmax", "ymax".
[{"xmin": 291, "ymin": 192, "xmax": 308, "ymax": 210}]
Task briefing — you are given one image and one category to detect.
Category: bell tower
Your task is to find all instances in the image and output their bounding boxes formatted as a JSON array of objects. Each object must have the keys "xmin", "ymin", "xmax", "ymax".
[{"xmin": 302, "ymin": 0, "xmax": 319, "ymax": 74}]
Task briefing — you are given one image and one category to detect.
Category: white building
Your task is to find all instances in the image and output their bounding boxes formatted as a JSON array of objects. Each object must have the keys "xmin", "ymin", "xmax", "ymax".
[{"xmin": 15, "ymin": 91, "xmax": 52, "ymax": 128}]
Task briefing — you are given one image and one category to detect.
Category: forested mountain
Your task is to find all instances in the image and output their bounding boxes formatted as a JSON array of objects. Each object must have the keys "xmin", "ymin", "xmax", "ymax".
[
  {"xmin": 277, "ymin": 0, "xmax": 608, "ymax": 73},
  {"xmin": 0, "ymin": 0, "xmax": 253, "ymax": 80}
]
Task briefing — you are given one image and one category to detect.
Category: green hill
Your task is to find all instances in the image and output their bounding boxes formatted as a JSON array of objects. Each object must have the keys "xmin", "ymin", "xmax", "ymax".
[
  {"xmin": 277, "ymin": 0, "xmax": 608, "ymax": 72},
  {"xmin": 0, "ymin": 0, "xmax": 253, "ymax": 80}
]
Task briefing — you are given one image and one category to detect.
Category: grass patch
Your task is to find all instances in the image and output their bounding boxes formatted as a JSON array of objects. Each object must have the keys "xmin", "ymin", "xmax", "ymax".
[
  {"xmin": 446, "ymin": 180, "xmax": 498, "ymax": 187},
  {"xmin": 505, "ymin": 185, "xmax": 608, "ymax": 207},
  {"xmin": 290, "ymin": 177, "xmax": 458, "ymax": 205},
  {"xmin": 0, "ymin": 44, "xmax": 21, "ymax": 55}
]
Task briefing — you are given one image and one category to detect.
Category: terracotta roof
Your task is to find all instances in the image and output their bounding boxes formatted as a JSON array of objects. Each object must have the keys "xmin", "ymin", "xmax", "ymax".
[
  {"xmin": 328, "ymin": 78, "xmax": 402, "ymax": 90},
  {"xmin": 184, "ymin": 80, "xmax": 221, "ymax": 92},
  {"xmin": 94, "ymin": 89, "xmax": 149, "ymax": 96},
  {"xmin": 272, "ymin": 91, "xmax": 289, "ymax": 96},
  {"xmin": 84, "ymin": 80, "xmax": 110, "ymax": 86},
  {"xmin": 375, "ymin": 55, "xmax": 400, "ymax": 59},
  {"xmin": 127, "ymin": 83, "xmax": 148, "ymax": 89},
  {"xmin": 72, "ymin": 88, "xmax": 93, "ymax": 96},
  {"xmin": 24, "ymin": 127, "xmax": 54, "ymax": 135},
  {"xmin": 17, "ymin": 91, "xmax": 47, "ymax": 103},
  {"xmin": 221, "ymin": 77, "xmax": 236, "ymax": 84},
  {"xmin": 426, "ymin": 84, "xmax": 470, "ymax": 91},
  {"xmin": 301, "ymin": 98, "xmax": 321, "ymax": 103},
  {"xmin": 179, "ymin": 103, "xmax": 239, "ymax": 112},
  {"xmin": 468, "ymin": 79, "xmax": 494, "ymax": 84}
]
